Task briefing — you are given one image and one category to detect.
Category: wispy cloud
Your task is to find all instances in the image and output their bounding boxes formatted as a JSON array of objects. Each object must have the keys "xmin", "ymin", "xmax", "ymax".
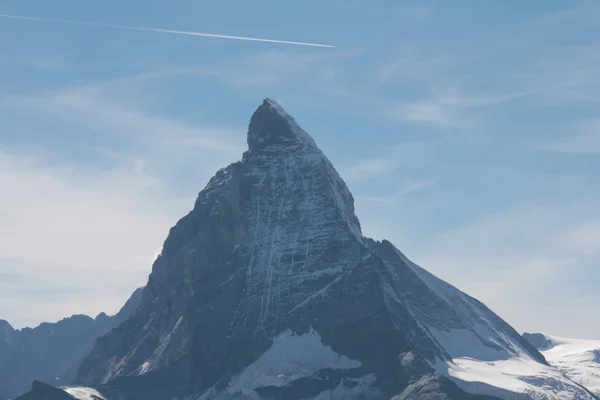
[
  {"xmin": 355, "ymin": 178, "xmax": 435, "ymax": 206},
  {"xmin": 4, "ymin": 81, "xmax": 243, "ymax": 153},
  {"xmin": 1, "ymin": 74, "xmax": 246, "ymax": 188},
  {"xmin": 0, "ymin": 75, "xmax": 249, "ymax": 328},
  {"xmin": 340, "ymin": 141, "xmax": 437, "ymax": 181},
  {"xmin": 26, "ymin": 56, "xmax": 68, "ymax": 70},
  {"xmin": 376, "ymin": 72, "xmax": 589, "ymax": 130},
  {"xmin": 528, "ymin": 2, "xmax": 600, "ymax": 29},
  {"xmin": 385, "ymin": 98, "xmax": 472, "ymax": 129},
  {"xmin": 356, "ymin": 13, "xmax": 600, "ymax": 132},
  {"xmin": 541, "ymin": 119, "xmax": 600, "ymax": 154},
  {"xmin": 397, "ymin": 202, "xmax": 600, "ymax": 337},
  {"xmin": 343, "ymin": 157, "xmax": 395, "ymax": 181},
  {"xmin": 374, "ymin": 49, "xmax": 453, "ymax": 85},
  {"xmin": 0, "ymin": 150, "xmax": 179, "ymax": 327},
  {"xmin": 182, "ymin": 48, "xmax": 362, "ymax": 90}
]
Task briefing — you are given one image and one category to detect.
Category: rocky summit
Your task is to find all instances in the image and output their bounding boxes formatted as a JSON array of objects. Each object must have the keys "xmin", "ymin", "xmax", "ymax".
[{"xmin": 21, "ymin": 99, "xmax": 597, "ymax": 400}]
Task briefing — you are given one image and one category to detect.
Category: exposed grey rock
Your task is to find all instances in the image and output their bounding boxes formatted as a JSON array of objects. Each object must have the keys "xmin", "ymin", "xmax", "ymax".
[
  {"xmin": 111, "ymin": 287, "xmax": 144, "ymax": 327},
  {"xmin": 0, "ymin": 319, "xmax": 16, "ymax": 369},
  {"xmin": 522, "ymin": 332, "xmax": 555, "ymax": 351},
  {"xmin": 14, "ymin": 381, "xmax": 76, "ymax": 400},
  {"xmin": 0, "ymin": 288, "xmax": 142, "ymax": 400},
  {"xmin": 392, "ymin": 374, "xmax": 496, "ymax": 400}
]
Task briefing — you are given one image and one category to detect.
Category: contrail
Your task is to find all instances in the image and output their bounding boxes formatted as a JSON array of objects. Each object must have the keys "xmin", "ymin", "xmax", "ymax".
[{"xmin": 0, "ymin": 14, "xmax": 335, "ymax": 48}]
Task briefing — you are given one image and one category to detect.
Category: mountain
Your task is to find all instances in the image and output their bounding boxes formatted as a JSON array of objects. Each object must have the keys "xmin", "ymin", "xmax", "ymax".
[
  {"xmin": 0, "ymin": 288, "xmax": 143, "ymax": 400},
  {"xmin": 18, "ymin": 99, "xmax": 598, "ymax": 400},
  {"xmin": 524, "ymin": 332, "xmax": 600, "ymax": 396}
]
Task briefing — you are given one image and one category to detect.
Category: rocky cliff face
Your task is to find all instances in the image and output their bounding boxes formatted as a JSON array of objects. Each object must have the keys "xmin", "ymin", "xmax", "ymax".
[
  {"xmin": 0, "ymin": 288, "xmax": 142, "ymax": 400},
  {"xmin": 68, "ymin": 99, "xmax": 595, "ymax": 400}
]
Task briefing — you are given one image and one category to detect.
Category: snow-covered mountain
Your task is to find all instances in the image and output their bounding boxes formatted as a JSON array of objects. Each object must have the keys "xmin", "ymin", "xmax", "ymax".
[
  {"xmin": 524, "ymin": 332, "xmax": 600, "ymax": 396},
  {"xmin": 16, "ymin": 99, "xmax": 599, "ymax": 400},
  {"xmin": 0, "ymin": 288, "xmax": 142, "ymax": 400}
]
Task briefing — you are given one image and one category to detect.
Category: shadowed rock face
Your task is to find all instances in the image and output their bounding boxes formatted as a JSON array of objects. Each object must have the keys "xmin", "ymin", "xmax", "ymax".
[
  {"xmin": 392, "ymin": 374, "xmax": 499, "ymax": 400},
  {"xmin": 0, "ymin": 289, "xmax": 142, "ymax": 400},
  {"xmin": 523, "ymin": 332, "xmax": 555, "ymax": 350},
  {"xmin": 14, "ymin": 381, "xmax": 76, "ymax": 400},
  {"xmin": 15, "ymin": 381, "xmax": 75, "ymax": 400}
]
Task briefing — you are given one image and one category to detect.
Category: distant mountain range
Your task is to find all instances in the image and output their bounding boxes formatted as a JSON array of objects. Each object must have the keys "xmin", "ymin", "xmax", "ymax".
[
  {"xmin": 7, "ymin": 99, "xmax": 599, "ymax": 400},
  {"xmin": 0, "ymin": 288, "xmax": 142, "ymax": 400}
]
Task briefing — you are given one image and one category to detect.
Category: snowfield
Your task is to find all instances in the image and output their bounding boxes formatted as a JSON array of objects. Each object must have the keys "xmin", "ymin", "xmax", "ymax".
[
  {"xmin": 526, "ymin": 333, "xmax": 600, "ymax": 396},
  {"xmin": 431, "ymin": 354, "xmax": 596, "ymax": 400},
  {"xmin": 398, "ymin": 253, "xmax": 597, "ymax": 399},
  {"xmin": 226, "ymin": 328, "xmax": 361, "ymax": 393}
]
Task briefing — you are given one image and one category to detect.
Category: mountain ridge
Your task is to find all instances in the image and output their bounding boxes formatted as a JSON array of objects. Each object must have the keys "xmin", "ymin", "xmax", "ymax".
[{"xmin": 0, "ymin": 288, "xmax": 143, "ymax": 400}]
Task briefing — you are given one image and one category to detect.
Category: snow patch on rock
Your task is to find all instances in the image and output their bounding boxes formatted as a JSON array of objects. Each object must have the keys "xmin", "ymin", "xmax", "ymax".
[
  {"xmin": 227, "ymin": 328, "xmax": 360, "ymax": 393},
  {"xmin": 62, "ymin": 386, "xmax": 107, "ymax": 400}
]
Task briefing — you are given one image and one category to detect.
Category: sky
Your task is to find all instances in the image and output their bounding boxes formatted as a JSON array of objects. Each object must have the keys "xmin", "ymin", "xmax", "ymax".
[{"xmin": 0, "ymin": 0, "xmax": 598, "ymax": 339}]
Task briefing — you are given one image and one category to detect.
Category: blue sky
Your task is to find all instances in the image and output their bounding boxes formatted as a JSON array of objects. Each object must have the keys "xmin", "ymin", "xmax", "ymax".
[{"xmin": 0, "ymin": 0, "xmax": 599, "ymax": 338}]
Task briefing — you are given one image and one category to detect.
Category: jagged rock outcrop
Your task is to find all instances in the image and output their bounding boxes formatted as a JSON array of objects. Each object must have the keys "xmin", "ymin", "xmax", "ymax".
[{"xmin": 391, "ymin": 374, "xmax": 496, "ymax": 400}]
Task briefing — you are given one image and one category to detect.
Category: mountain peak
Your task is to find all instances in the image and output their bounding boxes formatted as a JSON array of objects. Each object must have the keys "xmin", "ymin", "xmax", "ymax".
[
  {"xmin": 263, "ymin": 97, "xmax": 291, "ymax": 118},
  {"xmin": 247, "ymin": 98, "xmax": 318, "ymax": 153},
  {"xmin": 70, "ymin": 100, "xmax": 594, "ymax": 400}
]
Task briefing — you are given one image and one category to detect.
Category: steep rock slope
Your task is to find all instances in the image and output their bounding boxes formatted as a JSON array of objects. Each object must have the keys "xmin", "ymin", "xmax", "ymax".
[
  {"xmin": 524, "ymin": 332, "xmax": 600, "ymax": 396},
  {"xmin": 70, "ymin": 99, "xmax": 594, "ymax": 400},
  {"xmin": 0, "ymin": 288, "xmax": 142, "ymax": 399}
]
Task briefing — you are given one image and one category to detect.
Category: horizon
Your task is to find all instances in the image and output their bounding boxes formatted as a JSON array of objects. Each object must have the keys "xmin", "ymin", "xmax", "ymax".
[{"xmin": 1, "ymin": 0, "xmax": 599, "ymax": 340}]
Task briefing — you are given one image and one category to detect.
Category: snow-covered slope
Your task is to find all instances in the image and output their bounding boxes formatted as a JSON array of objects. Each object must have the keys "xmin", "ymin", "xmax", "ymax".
[
  {"xmin": 377, "ymin": 242, "xmax": 597, "ymax": 400},
  {"xmin": 524, "ymin": 332, "xmax": 600, "ymax": 396}
]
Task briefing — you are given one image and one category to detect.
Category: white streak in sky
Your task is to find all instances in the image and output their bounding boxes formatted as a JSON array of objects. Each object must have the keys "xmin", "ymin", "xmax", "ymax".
[{"xmin": 0, "ymin": 14, "xmax": 335, "ymax": 48}]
